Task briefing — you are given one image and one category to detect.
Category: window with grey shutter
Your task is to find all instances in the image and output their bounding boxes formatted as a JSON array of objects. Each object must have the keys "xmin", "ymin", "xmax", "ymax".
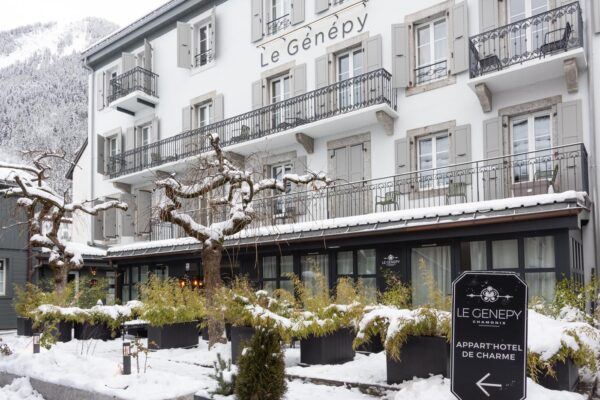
[
  {"xmin": 93, "ymin": 199, "xmax": 104, "ymax": 241},
  {"xmin": 143, "ymin": 39, "xmax": 152, "ymax": 71},
  {"xmin": 364, "ymin": 35, "xmax": 382, "ymax": 73},
  {"xmin": 479, "ymin": 0, "xmax": 499, "ymax": 32},
  {"xmin": 121, "ymin": 53, "xmax": 136, "ymax": 74},
  {"xmin": 315, "ymin": 55, "xmax": 329, "ymax": 117},
  {"xmin": 96, "ymin": 135, "xmax": 105, "ymax": 175},
  {"xmin": 119, "ymin": 193, "xmax": 135, "ymax": 237},
  {"xmin": 182, "ymin": 106, "xmax": 192, "ymax": 131},
  {"xmin": 136, "ymin": 190, "xmax": 152, "ymax": 235},
  {"xmin": 177, "ymin": 22, "xmax": 192, "ymax": 68},
  {"xmin": 252, "ymin": 80, "xmax": 263, "ymax": 110},
  {"xmin": 291, "ymin": 63, "xmax": 307, "ymax": 96},
  {"xmin": 251, "ymin": 0, "xmax": 263, "ymax": 42},
  {"xmin": 96, "ymin": 72, "xmax": 104, "ymax": 111},
  {"xmin": 151, "ymin": 118, "xmax": 160, "ymax": 143},
  {"xmin": 124, "ymin": 127, "xmax": 135, "ymax": 152},
  {"xmin": 291, "ymin": 0, "xmax": 305, "ymax": 25},
  {"xmin": 103, "ymin": 197, "xmax": 118, "ymax": 238},
  {"xmin": 394, "ymin": 138, "xmax": 409, "ymax": 175},
  {"xmin": 213, "ymin": 94, "xmax": 224, "ymax": 122},
  {"xmin": 392, "ymin": 24, "xmax": 409, "ymax": 88},
  {"xmin": 450, "ymin": 124, "xmax": 471, "ymax": 165},
  {"xmin": 315, "ymin": 0, "xmax": 329, "ymax": 14},
  {"xmin": 452, "ymin": 2, "xmax": 469, "ymax": 74},
  {"xmin": 483, "ymin": 117, "xmax": 504, "ymax": 200},
  {"xmin": 557, "ymin": 100, "xmax": 583, "ymax": 145}
]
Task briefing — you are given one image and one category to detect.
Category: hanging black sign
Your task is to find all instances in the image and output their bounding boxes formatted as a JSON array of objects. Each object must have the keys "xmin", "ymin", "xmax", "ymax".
[{"xmin": 451, "ymin": 272, "xmax": 528, "ymax": 400}]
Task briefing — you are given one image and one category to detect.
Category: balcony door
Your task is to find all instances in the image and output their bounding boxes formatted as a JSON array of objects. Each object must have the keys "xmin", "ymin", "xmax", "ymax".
[
  {"xmin": 508, "ymin": 0, "xmax": 548, "ymax": 59},
  {"xmin": 137, "ymin": 125, "xmax": 151, "ymax": 167},
  {"xmin": 270, "ymin": 0, "xmax": 291, "ymax": 34},
  {"xmin": 415, "ymin": 17, "xmax": 447, "ymax": 85},
  {"xmin": 337, "ymin": 48, "xmax": 363, "ymax": 109},
  {"xmin": 271, "ymin": 162, "xmax": 293, "ymax": 216},
  {"xmin": 270, "ymin": 74, "xmax": 291, "ymax": 129},
  {"xmin": 510, "ymin": 112, "xmax": 552, "ymax": 186},
  {"xmin": 328, "ymin": 142, "xmax": 370, "ymax": 218}
]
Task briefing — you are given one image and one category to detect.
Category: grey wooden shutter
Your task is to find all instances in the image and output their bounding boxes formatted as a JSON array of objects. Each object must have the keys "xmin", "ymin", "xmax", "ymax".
[
  {"xmin": 479, "ymin": 0, "xmax": 499, "ymax": 32},
  {"xmin": 93, "ymin": 199, "xmax": 104, "ymax": 241},
  {"xmin": 144, "ymin": 39, "xmax": 152, "ymax": 71},
  {"xmin": 557, "ymin": 100, "xmax": 583, "ymax": 145},
  {"xmin": 151, "ymin": 118, "xmax": 160, "ymax": 143},
  {"xmin": 315, "ymin": 0, "xmax": 329, "ymax": 14},
  {"xmin": 213, "ymin": 94, "xmax": 225, "ymax": 121},
  {"xmin": 252, "ymin": 80, "xmax": 263, "ymax": 110},
  {"xmin": 121, "ymin": 53, "xmax": 136, "ymax": 74},
  {"xmin": 182, "ymin": 106, "xmax": 192, "ymax": 131},
  {"xmin": 103, "ymin": 197, "xmax": 118, "ymax": 238},
  {"xmin": 452, "ymin": 2, "xmax": 469, "ymax": 75},
  {"xmin": 125, "ymin": 127, "xmax": 135, "ymax": 152},
  {"xmin": 291, "ymin": 0, "xmax": 305, "ymax": 25},
  {"xmin": 392, "ymin": 23, "xmax": 410, "ymax": 88},
  {"xmin": 136, "ymin": 190, "xmax": 152, "ymax": 235},
  {"xmin": 210, "ymin": 7, "xmax": 217, "ymax": 59},
  {"xmin": 177, "ymin": 22, "xmax": 192, "ymax": 68},
  {"xmin": 349, "ymin": 144, "xmax": 364, "ymax": 182},
  {"xmin": 394, "ymin": 138, "xmax": 409, "ymax": 175},
  {"xmin": 483, "ymin": 117, "xmax": 504, "ymax": 200},
  {"xmin": 119, "ymin": 193, "xmax": 135, "ymax": 237},
  {"xmin": 293, "ymin": 155, "xmax": 307, "ymax": 176},
  {"xmin": 315, "ymin": 55, "xmax": 329, "ymax": 88},
  {"xmin": 595, "ymin": 0, "xmax": 600, "ymax": 34},
  {"xmin": 251, "ymin": 0, "xmax": 263, "ymax": 42},
  {"xmin": 450, "ymin": 124, "xmax": 472, "ymax": 164},
  {"xmin": 292, "ymin": 63, "xmax": 307, "ymax": 96},
  {"xmin": 333, "ymin": 147, "xmax": 349, "ymax": 182},
  {"xmin": 96, "ymin": 72, "xmax": 104, "ymax": 110},
  {"xmin": 364, "ymin": 35, "xmax": 382, "ymax": 72},
  {"xmin": 97, "ymin": 135, "xmax": 105, "ymax": 175}
]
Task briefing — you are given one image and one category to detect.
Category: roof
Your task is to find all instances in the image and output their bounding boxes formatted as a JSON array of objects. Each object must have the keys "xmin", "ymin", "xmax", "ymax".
[
  {"xmin": 105, "ymin": 191, "xmax": 590, "ymax": 259},
  {"xmin": 82, "ymin": 0, "xmax": 213, "ymax": 68},
  {"xmin": 66, "ymin": 138, "xmax": 88, "ymax": 180}
]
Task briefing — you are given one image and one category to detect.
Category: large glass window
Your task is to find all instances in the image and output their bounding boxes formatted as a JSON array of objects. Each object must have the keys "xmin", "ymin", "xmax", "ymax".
[
  {"xmin": 415, "ymin": 17, "xmax": 447, "ymax": 84},
  {"xmin": 511, "ymin": 113, "xmax": 552, "ymax": 183},
  {"xmin": 460, "ymin": 241, "xmax": 487, "ymax": 272},
  {"xmin": 492, "ymin": 239, "xmax": 519, "ymax": 269},
  {"xmin": 270, "ymin": 0, "xmax": 291, "ymax": 34},
  {"xmin": 301, "ymin": 254, "xmax": 329, "ymax": 295},
  {"xmin": 411, "ymin": 245, "xmax": 451, "ymax": 307},
  {"xmin": 418, "ymin": 133, "xmax": 449, "ymax": 189},
  {"xmin": 0, "ymin": 260, "xmax": 5, "ymax": 296},
  {"xmin": 508, "ymin": 0, "xmax": 548, "ymax": 58},
  {"xmin": 262, "ymin": 255, "xmax": 294, "ymax": 294},
  {"xmin": 337, "ymin": 48, "xmax": 363, "ymax": 107},
  {"xmin": 195, "ymin": 21, "xmax": 213, "ymax": 67},
  {"xmin": 197, "ymin": 102, "xmax": 213, "ymax": 128},
  {"xmin": 337, "ymin": 251, "xmax": 354, "ymax": 276},
  {"xmin": 270, "ymin": 74, "xmax": 291, "ymax": 128}
]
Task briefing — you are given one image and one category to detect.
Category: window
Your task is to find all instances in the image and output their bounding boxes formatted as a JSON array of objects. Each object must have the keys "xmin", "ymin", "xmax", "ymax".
[
  {"xmin": 337, "ymin": 48, "xmax": 363, "ymax": 107},
  {"xmin": 68, "ymin": 271, "xmax": 79, "ymax": 293},
  {"xmin": 508, "ymin": 0, "xmax": 548, "ymax": 57},
  {"xmin": 195, "ymin": 21, "xmax": 213, "ymax": 67},
  {"xmin": 108, "ymin": 136, "xmax": 118, "ymax": 158},
  {"xmin": 270, "ymin": 74, "xmax": 290, "ymax": 127},
  {"xmin": 411, "ymin": 245, "xmax": 452, "ymax": 307},
  {"xmin": 0, "ymin": 260, "xmax": 5, "ymax": 296},
  {"xmin": 197, "ymin": 102, "xmax": 213, "ymax": 128},
  {"xmin": 301, "ymin": 254, "xmax": 329, "ymax": 295},
  {"xmin": 415, "ymin": 17, "xmax": 447, "ymax": 85},
  {"xmin": 336, "ymin": 249, "xmax": 377, "ymax": 302},
  {"xmin": 136, "ymin": 125, "xmax": 151, "ymax": 166},
  {"xmin": 418, "ymin": 133, "xmax": 449, "ymax": 189},
  {"xmin": 262, "ymin": 255, "xmax": 294, "ymax": 294},
  {"xmin": 268, "ymin": 0, "xmax": 291, "ymax": 35},
  {"xmin": 106, "ymin": 68, "xmax": 118, "ymax": 102},
  {"xmin": 511, "ymin": 112, "xmax": 552, "ymax": 183},
  {"xmin": 460, "ymin": 241, "xmax": 487, "ymax": 272},
  {"xmin": 492, "ymin": 239, "xmax": 519, "ymax": 269}
]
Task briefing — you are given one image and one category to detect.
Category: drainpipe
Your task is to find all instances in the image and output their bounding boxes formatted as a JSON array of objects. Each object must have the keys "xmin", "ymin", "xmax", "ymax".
[{"xmin": 82, "ymin": 58, "xmax": 96, "ymax": 247}]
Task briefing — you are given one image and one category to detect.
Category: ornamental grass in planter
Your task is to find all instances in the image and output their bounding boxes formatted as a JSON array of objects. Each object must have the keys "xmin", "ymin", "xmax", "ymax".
[
  {"xmin": 294, "ymin": 276, "xmax": 367, "ymax": 365},
  {"xmin": 13, "ymin": 283, "xmax": 45, "ymax": 336},
  {"xmin": 140, "ymin": 276, "xmax": 205, "ymax": 349}
]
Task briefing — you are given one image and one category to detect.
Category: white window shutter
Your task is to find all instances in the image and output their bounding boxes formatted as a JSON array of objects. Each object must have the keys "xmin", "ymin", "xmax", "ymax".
[
  {"xmin": 125, "ymin": 127, "xmax": 135, "ymax": 152},
  {"xmin": 315, "ymin": 0, "xmax": 329, "ymax": 14},
  {"xmin": 151, "ymin": 118, "xmax": 160, "ymax": 143},
  {"xmin": 97, "ymin": 134, "xmax": 105, "ymax": 174},
  {"xmin": 450, "ymin": 124, "xmax": 471, "ymax": 164},
  {"xmin": 252, "ymin": 80, "xmax": 263, "ymax": 110},
  {"xmin": 210, "ymin": 7, "xmax": 217, "ymax": 59},
  {"xmin": 214, "ymin": 94, "xmax": 225, "ymax": 122},
  {"xmin": 251, "ymin": 0, "xmax": 264, "ymax": 42},
  {"xmin": 103, "ymin": 197, "xmax": 118, "ymax": 238},
  {"xmin": 479, "ymin": 0, "xmax": 499, "ymax": 32},
  {"xmin": 177, "ymin": 22, "xmax": 192, "ymax": 68},
  {"xmin": 452, "ymin": 2, "xmax": 469, "ymax": 75},
  {"xmin": 291, "ymin": 63, "xmax": 307, "ymax": 96},
  {"xmin": 136, "ymin": 190, "xmax": 153, "ymax": 235},
  {"xmin": 143, "ymin": 39, "xmax": 152, "ymax": 71},
  {"xmin": 291, "ymin": 0, "xmax": 305, "ymax": 25},
  {"xmin": 121, "ymin": 52, "xmax": 136, "ymax": 74},
  {"xmin": 395, "ymin": 138, "xmax": 409, "ymax": 175},
  {"xmin": 118, "ymin": 193, "xmax": 136, "ymax": 237},
  {"xmin": 557, "ymin": 100, "xmax": 583, "ymax": 145},
  {"xmin": 364, "ymin": 35, "xmax": 382, "ymax": 72},
  {"xmin": 182, "ymin": 106, "xmax": 192, "ymax": 131},
  {"xmin": 391, "ymin": 23, "xmax": 410, "ymax": 88}
]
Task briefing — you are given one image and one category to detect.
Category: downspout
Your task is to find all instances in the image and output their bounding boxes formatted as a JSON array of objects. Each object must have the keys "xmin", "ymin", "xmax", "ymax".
[{"xmin": 82, "ymin": 58, "xmax": 96, "ymax": 247}]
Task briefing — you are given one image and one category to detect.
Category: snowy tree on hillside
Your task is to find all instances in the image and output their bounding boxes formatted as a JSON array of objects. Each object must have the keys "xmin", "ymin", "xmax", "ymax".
[
  {"xmin": 156, "ymin": 134, "xmax": 330, "ymax": 346},
  {"xmin": 0, "ymin": 151, "xmax": 127, "ymax": 293}
]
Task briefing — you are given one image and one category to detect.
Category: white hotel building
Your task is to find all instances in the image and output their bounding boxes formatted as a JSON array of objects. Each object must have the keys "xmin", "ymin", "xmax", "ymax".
[{"xmin": 70, "ymin": 0, "xmax": 600, "ymax": 304}]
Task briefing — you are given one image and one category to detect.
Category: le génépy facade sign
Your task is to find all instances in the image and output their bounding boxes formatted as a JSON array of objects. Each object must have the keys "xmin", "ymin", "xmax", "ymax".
[{"xmin": 451, "ymin": 272, "xmax": 528, "ymax": 400}]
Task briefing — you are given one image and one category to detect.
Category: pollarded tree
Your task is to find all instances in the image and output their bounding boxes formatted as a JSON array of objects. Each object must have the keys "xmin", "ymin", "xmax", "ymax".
[
  {"xmin": 156, "ymin": 134, "xmax": 330, "ymax": 346},
  {"xmin": 0, "ymin": 151, "xmax": 127, "ymax": 294}
]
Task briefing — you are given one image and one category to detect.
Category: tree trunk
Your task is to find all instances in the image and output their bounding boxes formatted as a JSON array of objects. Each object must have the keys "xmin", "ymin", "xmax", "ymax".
[
  {"xmin": 53, "ymin": 266, "xmax": 69, "ymax": 295},
  {"xmin": 202, "ymin": 242, "xmax": 225, "ymax": 348}
]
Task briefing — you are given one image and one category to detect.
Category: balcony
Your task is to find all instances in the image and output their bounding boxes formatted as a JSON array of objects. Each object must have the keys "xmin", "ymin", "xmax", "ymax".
[
  {"xmin": 149, "ymin": 143, "xmax": 588, "ymax": 241},
  {"xmin": 468, "ymin": 2, "xmax": 585, "ymax": 111},
  {"xmin": 107, "ymin": 68, "xmax": 397, "ymax": 180},
  {"xmin": 107, "ymin": 66, "xmax": 159, "ymax": 115},
  {"xmin": 266, "ymin": 14, "xmax": 291, "ymax": 36}
]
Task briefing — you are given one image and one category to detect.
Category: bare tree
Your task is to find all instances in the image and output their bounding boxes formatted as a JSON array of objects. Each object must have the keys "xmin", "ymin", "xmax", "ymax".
[
  {"xmin": 0, "ymin": 150, "xmax": 127, "ymax": 294},
  {"xmin": 156, "ymin": 134, "xmax": 330, "ymax": 346}
]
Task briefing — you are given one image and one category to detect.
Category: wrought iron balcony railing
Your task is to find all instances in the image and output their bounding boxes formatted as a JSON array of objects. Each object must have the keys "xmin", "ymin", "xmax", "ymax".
[
  {"xmin": 149, "ymin": 143, "xmax": 588, "ymax": 240},
  {"xmin": 107, "ymin": 66, "xmax": 159, "ymax": 104},
  {"xmin": 415, "ymin": 60, "xmax": 448, "ymax": 85},
  {"xmin": 195, "ymin": 48, "xmax": 214, "ymax": 67},
  {"xmin": 469, "ymin": 1, "xmax": 583, "ymax": 78},
  {"xmin": 266, "ymin": 14, "xmax": 291, "ymax": 35},
  {"xmin": 107, "ymin": 68, "xmax": 396, "ymax": 178}
]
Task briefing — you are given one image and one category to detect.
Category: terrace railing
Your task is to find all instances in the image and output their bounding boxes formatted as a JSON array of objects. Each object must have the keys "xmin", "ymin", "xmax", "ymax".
[
  {"xmin": 469, "ymin": 1, "xmax": 583, "ymax": 78},
  {"xmin": 151, "ymin": 143, "xmax": 587, "ymax": 240},
  {"xmin": 107, "ymin": 66, "xmax": 159, "ymax": 104},
  {"xmin": 108, "ymin": 68, "xmax": 396, "ymax": 178}
]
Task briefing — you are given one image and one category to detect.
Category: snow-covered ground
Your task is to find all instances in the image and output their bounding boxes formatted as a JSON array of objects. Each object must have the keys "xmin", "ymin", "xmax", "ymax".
[{"xmin": 0, "ymin": 330, "xmax": 593, "ymax": 400}]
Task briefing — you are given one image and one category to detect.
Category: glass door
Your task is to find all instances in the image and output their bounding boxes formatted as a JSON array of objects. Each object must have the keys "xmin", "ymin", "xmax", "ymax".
[
  {"xmin": 337, "ymin": 48, "xmax": 363, "ymax": 108},
  {"xmin": 270, "ymin": 74, "xmax": 291, "ymax": 128},
  {"xmin": 411, "ymin": 245, "xmax": 452, "ymax": 307},
  {"xmin": 511, "ymin": 113, "xmax": 551, "ymax": 183},
  {"xmin": 508, "ymin": 0, "xmax": 548, "ymax": 60}
]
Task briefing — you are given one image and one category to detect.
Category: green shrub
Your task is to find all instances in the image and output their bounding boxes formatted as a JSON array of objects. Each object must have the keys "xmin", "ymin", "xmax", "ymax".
[
  {"xmin": 234, "ymin": 326, "xmax": 286, "ymax": 400},
  {"xmin": 210, "ymin": 353, "xmax": 236, "ymax": 397},
  {"xmin": 378, "ymin": 271, "xmax": 411, "ymax": 309},
  {"xmin": 532, "ymin": 277, "xmax": 598, "ymax": 324},
  {"xmin": 13, "ymin": 283, "xmax": 45, "ymax": 318},
  {"xmin": 74, "ymin": 276, "xmax": 110, "ymax": 308}
]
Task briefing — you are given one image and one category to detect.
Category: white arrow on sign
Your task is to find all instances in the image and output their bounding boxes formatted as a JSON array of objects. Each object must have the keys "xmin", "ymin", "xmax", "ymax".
[{"xmin": 476, "ymin": 373, "xmax": 502, "ymax": 397}]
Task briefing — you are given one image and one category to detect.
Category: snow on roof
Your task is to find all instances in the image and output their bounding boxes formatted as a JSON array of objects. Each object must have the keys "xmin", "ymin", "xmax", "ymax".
[
  {"xmin": 107, "ymin": 236, "xmax": 199, "ymax": 254},
  {"xmin": 64, "ymin": 242, "xmax": 107, "ymax": 257}
]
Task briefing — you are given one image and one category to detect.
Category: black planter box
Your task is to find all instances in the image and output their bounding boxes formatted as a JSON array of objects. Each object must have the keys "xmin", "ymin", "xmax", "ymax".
[
  {"xmin": 201, "ymin": 327, "xmax": 209, "ymax": 341},
  {"xmin": 47, "ymin": 320, "xmax": 72, "ymax": 343},
  {"xmin": 16, "ymin": 317, "xmax": 33, "ymax": 336},
  {"xmin": 201, "ymin": 322, "xmax": 231, "ymax": 341},
  {"xmin": 356, "ymin": 334, "xmax": 384, "ymax": 353},
  {"xmin": 148, "ymin": 321, "xmax": 199, "ymax": 350},
  {"xmin": 230, "ymin": 326, "xmax": 256, "ymax": 364},
  {"xmin": 74, "ymin": 322, "xmax": 119, "ymax": 341},
  {"xmin": 536, "ymin": 358, "xmax": 579, "ymax": 391},
  {"xmin": 386, "ymin": 336, "xmax": 449, "ymax": 384},
  {"xmin": 300, "ymin": 327, "xmax": 355, "ymax": 365}
]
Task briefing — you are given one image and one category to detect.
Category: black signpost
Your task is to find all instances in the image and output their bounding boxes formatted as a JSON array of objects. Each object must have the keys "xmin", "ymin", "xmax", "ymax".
[{"xmin": 451, "ymin": 272, "xmax": 528, "ymax": 400}]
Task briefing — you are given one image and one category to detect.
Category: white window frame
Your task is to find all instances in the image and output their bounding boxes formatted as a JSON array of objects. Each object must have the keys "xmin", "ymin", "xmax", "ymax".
[
  {"xmin": 269, "ymin": 73, "xmax": 291, "ymax": 127},
  {"xmin": 194, "ymin": 20, "xmax": 214, "ymax": 68},
  {"xmin": 336, "ymin": 47, "xmax": 364, "ymax": 107},
  {"xmin": 267, "ymin": 0, "xmax": 291, "ymax": 36},
  {"xmin": 271, "ymin": 161, "xmax": 293, "ymax": 215},
  {"xmin": 106, "ymin": 67, "xmax": 119, "ymax": 102},
  {"xmin": 415, "ymin": 16, "xmax": 448, "ymax": 85},
  {"xmin": 108, "ymin": 135, "xmax": 119, "ymax": 158},
  {"xmin": 417, "ymin": 132, "xmax": 450, "ymax": 189},
  {"xmin": 507, "ymin": 0, "xmax": 548, "ymax": 54},
  {"xmin": 196, "ymin": 101, "xmax": 213, "ymax": 128},
  {"xmin": 510, "ymin": 111, "xmax": 553, "ymax": 183},
  {"xmin": 0, "ymin": 260, "xmax": 6, "ymax": 296}
]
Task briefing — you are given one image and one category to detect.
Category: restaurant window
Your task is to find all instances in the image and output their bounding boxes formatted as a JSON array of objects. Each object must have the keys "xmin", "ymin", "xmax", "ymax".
[
  {"xmin": 460, "ymin": 241, "xmax": 487, "ymax": 272},
  {"xmin": 492, "ymin": 239, "xmax": 519, "ymax": 269},
  {"xmin": 301, "ymin": 254, "xmax": 329, "ymax": 295},
  {"xmin": 411, "ymin": 245, "xmax": 451, "ymax": 307},
  {"xmin": 336, "ymin": 249, "xmax": 377, "ymax": 302},
  {"xmin": 262, "ymin": 255, "xmax": 294, "ymax": 294},
  {"xmin": 524, "ymin": 236, "xmax": 556, "ymax": 301}
]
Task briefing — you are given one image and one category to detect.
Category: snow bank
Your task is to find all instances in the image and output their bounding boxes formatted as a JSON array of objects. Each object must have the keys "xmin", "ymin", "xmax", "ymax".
[
  {"xmin": 0, "ymin": 377, "xmax": 45, "ymax": 400},
  {"xmin": 393, "ymin": 376, "xmax": 585, "ymax": 400}
]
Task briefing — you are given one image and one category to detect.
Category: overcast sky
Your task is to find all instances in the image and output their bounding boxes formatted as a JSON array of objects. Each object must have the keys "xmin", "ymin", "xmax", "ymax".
[{"xmin": 0, "ymin": 0, "xmax": 171, "ymax": 31}]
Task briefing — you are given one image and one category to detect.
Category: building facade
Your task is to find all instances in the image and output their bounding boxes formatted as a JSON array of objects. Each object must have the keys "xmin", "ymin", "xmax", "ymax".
[{"xmin": 75, "ymin": 0, "xmax": 600, "ymax": 305}]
